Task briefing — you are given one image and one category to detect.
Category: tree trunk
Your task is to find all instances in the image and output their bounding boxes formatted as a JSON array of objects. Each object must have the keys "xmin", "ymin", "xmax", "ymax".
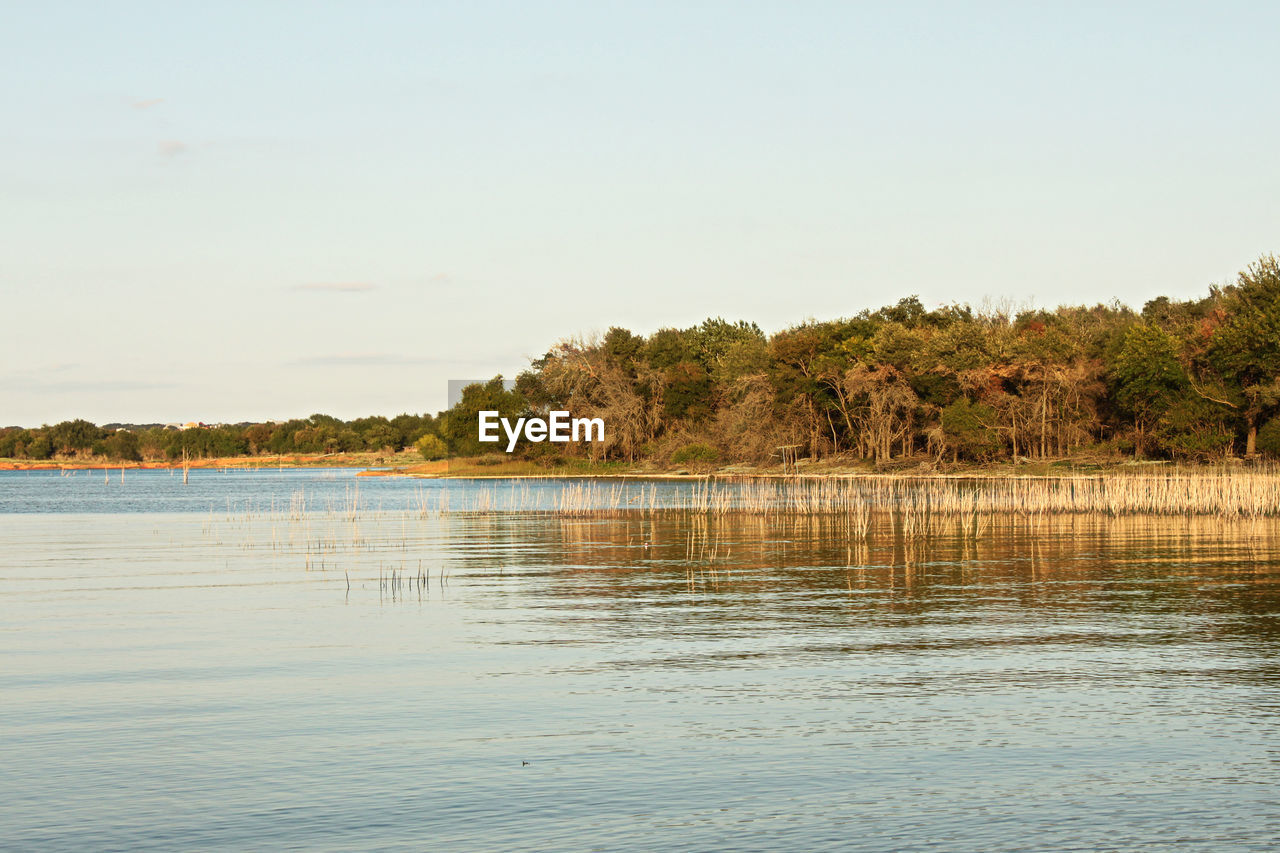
[
  {"xmin": 1246, "ymin": 411, "xmax": 1258, "ymax": 457},
  {"xmin": 1040, "ymin": 393, "xmax": 1048, "ymax": 459}
]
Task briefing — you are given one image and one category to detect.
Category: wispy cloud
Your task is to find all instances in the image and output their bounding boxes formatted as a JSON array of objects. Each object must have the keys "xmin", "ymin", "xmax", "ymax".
[
  {"xmin": 157, "ymin": 139, "xmax": 188, "ymax": 157},
  {"xmin": 132, "ymin": 97, "xmax": 165, "ymax": 110},
  {"xmin": 292, "ymin": 282, "xmax": 378, "ymax": 293}
]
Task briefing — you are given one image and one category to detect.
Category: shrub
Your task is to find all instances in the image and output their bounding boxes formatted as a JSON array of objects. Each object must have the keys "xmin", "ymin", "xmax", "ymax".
[
  {"xmin": 415, "ymin": 434, "xmax": 448, "ymax": 461},
  {"xmin": 1157, "ymin": 398, "xmax": 1234, "ymax": 461},
  {"xmin": 671, "ymin": 443, "xmax": 720, "ymax": 465}
]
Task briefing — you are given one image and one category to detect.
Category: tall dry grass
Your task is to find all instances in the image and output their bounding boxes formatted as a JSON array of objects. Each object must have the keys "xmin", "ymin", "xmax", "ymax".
[{"xmin": 408, "ymin": 470, "xmax": 1280, "ymax": 521}]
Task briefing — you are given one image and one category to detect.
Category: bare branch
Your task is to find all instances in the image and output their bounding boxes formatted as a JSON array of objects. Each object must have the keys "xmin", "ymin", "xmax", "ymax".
[{"xmin": 1187, "ymin": 376, "xmax": 1239, "ymax": 409}]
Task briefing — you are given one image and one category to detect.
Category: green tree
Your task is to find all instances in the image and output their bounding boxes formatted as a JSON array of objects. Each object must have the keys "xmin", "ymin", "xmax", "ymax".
[
  {"xmin": 602, "ymin": 327, "xmax": 645, "ymax": 371},
  {"xmin": 1111, "ymin": 324, "xmax": 1186, "ymax": 457},
  {"xmin": 1256, "ymin": 416, "xmax": 1280, "ymax": 459},
  {"xmin": 102, "ymin": 430, "xmax": 142, "ymax": 462},
  {"xmin": 663, "ymin": 362, "xmax": 713, "ymax": 423},
  {"xmin": 244, "ymin": 424, "xmax": 273, "ymax": 454},
  {"xmin": 940, "ymin": 398, "xmax": 1004, "ymax": 461},
  {"xmin": 691, "ymin": 318, "xmax": 765, "ymax": 369},
  {"xmin": 1203, "ymin": 255, "xmax": 1280, "ymax": 456},
  {"xmin": 390, "ymin": 413, "xmax": 437, "ymax": 449},
  {"xmin": 267, "ymin": 419, "xmax": 307, "ymax": 454},
  {"xmin": 1158, "ymin": 397, "xmax": 1235, "ymax": 461},
  {"xmin": 769, "ymin": 321, "xmax": 855, "ymax": 456},
  {"xmin": 48, "ymin": 419, "xmax": 101, "ymax": 456},
  {"xmin": 872, "ymin": 296, "xmax": 928, "ymax": 327},
  {"xmin": 645, "ymin": 328, "xmax": 697, "ymax": 369},
  {"xmin": 28, "ymin": 433, "xmax": 53, "ymax": 460}
]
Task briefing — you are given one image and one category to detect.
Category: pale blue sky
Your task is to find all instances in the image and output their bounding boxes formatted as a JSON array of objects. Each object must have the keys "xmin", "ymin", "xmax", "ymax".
[{"xmin": 3, "ymin": 1, "xmax": 1278, "ymax": 425}]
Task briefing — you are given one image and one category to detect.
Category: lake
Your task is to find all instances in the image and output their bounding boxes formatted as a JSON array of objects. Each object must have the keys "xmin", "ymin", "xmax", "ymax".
[{"xmin": 3, "ymin": 468, "xmax": 1280, "ymax": 850}]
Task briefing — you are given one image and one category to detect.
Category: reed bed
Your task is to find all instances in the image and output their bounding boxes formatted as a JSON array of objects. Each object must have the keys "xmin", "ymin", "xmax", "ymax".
[
  {"xmin": 178, "ymin": 472, "xmax": 1280, "ymax": 604},
  {"xmin": 404, "ymin": 470, "xmax": 1280, "ymax": 521}
]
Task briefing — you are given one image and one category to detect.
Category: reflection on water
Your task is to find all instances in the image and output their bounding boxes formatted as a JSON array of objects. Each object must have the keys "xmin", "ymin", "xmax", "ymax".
[{"xmin": 3, "ymin": 471, "xmax": 1280, "ymax": 851}]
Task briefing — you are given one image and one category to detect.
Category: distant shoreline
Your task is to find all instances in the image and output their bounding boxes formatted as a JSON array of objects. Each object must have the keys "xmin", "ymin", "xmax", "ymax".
[
  {"xmin": 0, "ymin": 451, "xmax": 416, "ymax": 472},
  {"xmin": 3, "ymin": 453, "xmax": 1266, "ymax": 481}
]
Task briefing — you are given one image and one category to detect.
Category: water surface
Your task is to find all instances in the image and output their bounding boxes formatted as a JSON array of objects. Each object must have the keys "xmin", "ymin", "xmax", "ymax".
[{"xmin": 3, "ymin": 470, "xmax": 1279, "ymax": 850}]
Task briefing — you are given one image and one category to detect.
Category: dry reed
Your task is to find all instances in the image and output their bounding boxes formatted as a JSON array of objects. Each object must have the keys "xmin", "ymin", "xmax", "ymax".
[{"xmin": 408, "ymin": 470, "xmax": 1280, "ymax": 522}]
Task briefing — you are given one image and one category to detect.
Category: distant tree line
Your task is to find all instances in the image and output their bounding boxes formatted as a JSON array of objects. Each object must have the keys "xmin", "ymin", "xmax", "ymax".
[
  {"xmin": 5, "ymin": 254, "xmax": 1278, "ymax": 467},
  {"xmin": 0, "ymin": 413, "xmax": 440, "ymax": 463}
]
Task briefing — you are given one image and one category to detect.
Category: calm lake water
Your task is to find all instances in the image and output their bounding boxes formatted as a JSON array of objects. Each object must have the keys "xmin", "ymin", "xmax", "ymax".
[{"xmin": 3, "ymin": 468, "xmax": 1280, "ymax": 851}]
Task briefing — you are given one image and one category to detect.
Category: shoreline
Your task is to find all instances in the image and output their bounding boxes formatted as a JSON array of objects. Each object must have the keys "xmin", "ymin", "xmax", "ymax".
[{"xmin": 2, "ymin": 454, "xmax": 1268, "ymax": 481}]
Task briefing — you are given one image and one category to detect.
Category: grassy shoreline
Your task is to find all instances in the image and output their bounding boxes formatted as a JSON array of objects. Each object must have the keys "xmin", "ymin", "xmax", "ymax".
[
  {"xmin": 6, "ymin": 453, "xmax": 1275, "ymax": 517},
  {"xmin": 0, "ymin": 450, "xmax": 424, "ymax": 471},
  {"xmin": 3, "ymin": 451, "xmax": 1269, "ymax": 481}
]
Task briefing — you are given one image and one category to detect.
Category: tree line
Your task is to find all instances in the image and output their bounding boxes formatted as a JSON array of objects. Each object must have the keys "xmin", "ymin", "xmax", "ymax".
[
  {"xmin": 0, "ymin": 413, "xmax": 440, "ymax": 463},
  {"xmin": 5, "ymin": 254, "xmax": 1278, "ymax": 467},
  {"xmin": 474, "ymin": 254, "xmax": 1280, "ymax": 466}
]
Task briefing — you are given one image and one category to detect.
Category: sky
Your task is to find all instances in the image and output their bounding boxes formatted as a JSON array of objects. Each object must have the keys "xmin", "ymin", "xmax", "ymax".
[{"xmin": 3, "ymin": 1, "xmax": 1278, "ymax": 426}]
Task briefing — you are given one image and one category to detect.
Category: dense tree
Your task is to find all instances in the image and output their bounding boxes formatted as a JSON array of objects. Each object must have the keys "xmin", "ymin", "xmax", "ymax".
[
  {"xmin": 102, "ymin": 430, "xmax": 142, "ymax": 462},
  {"xmin": 603, "ymin": 327, "xmax": 645, "ymax": 371},
  {"xmin": 1201, "ymin": 255, "xmax": 1280, "ymax": 456},
  {"xmin": 645, "ymin": 328, "xmax": 697, "ymax": 369},
  {"xmin": 1258, "ymin": 416, "xmax": 1280, "ymax": 459},
  {"xmin": 691, "ymin": 318, "xmax": 765, "ymax": 370},
  {"xmin": 940, "ymin": 399, "xmax": 1004, "ymax": 461},
  {"xmin": 3, "ymin": 255, "xmax": 1277, "ymax": 469},
  {"xmin": 48, "ymin": 419, "xmax": 101, "ymax": 455},
  {"xmin": 663, "ymin": 362, "xmax": 713, "ymax": 423},
  {"xmin": 1111, "ymin": 324, "xmax": 1186, "ymax": 457},
  {"xmin": 0, "ymin": 412, "xmax": 442, "ymax": 464},
  {"xmin": 27, "ymin": 434, "xmax": 54, "ymax": 459}
]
